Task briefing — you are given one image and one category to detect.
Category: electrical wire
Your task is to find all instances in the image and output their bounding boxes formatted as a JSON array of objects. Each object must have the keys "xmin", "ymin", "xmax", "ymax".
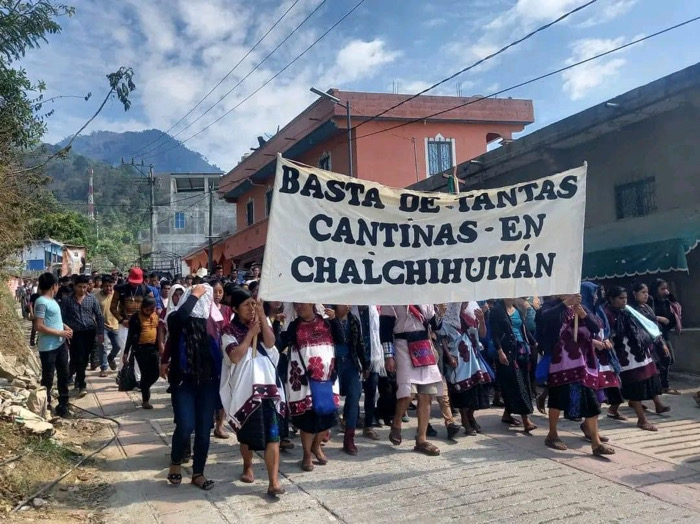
[
  {"xmin": 154, "ymin": 192, "xmax": 209, "ymax": 228},
  {"xmin": 10, "ymin": 404, "xmax": 121, "ymax": 513},
  {"xmin": 143, "ymin": 0, "xmax": 366, "ymax": 162},
  {"xmin": 129, "ymin": 0, "xmax": 304, "ymax": 158},
  {"xmin": 353, "ymin": 16, "xmax": 700, "ymax": 142},
  {"xmin": 352, "ymin": 0, "xmax": 599, "ymax": 131},
  {"xmin": 137, "ymin": 0, "xmax": 329, "ymax": 160}
]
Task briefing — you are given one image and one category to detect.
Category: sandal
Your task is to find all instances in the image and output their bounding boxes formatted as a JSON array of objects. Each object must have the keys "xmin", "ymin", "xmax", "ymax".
[
  {"xmin": 592, "ymin": 444, "xmax": 616, "ymax": 456},
  {"xmin": 214, "ymin": 428, "xmax": 229, "ymax": 439},
  {"xmin": 167, "ymin": 464, "xmax": 182, "ymax": 485},
  {"xmin": 311, "ymin": 449, "xmax": 328, "ymax": 465},
  {"xmin": 267, "ymin": 486, "xmax": 286, "ymax": 497},
  {"xmin": 462, "ymin": 423, "xmax": 477, "ymax": 437},
  {"xmin": 629, "ymin": 402, "xmax": 650, "ymax": 411},
  {"xmin": 301, "ymin": 460, "xmax": 314, "ymax": 472},
  {"xmin": 607, "ymin": 411, "xmax": 628, "ymax": 421},
  {"xmin": 501, "ymin": 416, "xmax": 522, "ymax": 426},
  {"xmin": 468, "ymin": 419, "xmax": 482, "ymax": 434},
  {"xmin": 523, "ymin": 422, "xmax": 538, "ymax": 434},
  {"xmin": 389, "ymin": 426, "xmax": 402, "ymax": 446},
  {"xmin": 655, "ymin": 405, "xmax": 671, "ymax": 415},
  {"xmin": 637, "ymin": 421, "xmax": 658, "ymax": 432},
  {"xmin": 663, "ymin": 388, "xmax": 681, "ymax": 395},
  {"xmin": 191, "ymin": 474, "xmax": 215, "ymax": 491},
  {"xmin": 536, "ymin": 394, "xmax": 547, "ymax": 415},
  {"xmin": 239, "ymin": 473, "xmax": 254, "ymax": 484},
  {"xmin": 544, "ymin": 437, "xmax": 568, "ymax": 451},
  {"xmin": 414, "ymin": 441, "xmax": 440, "ymax": 456},
  {"xmin": 579, "ymin": 423, "xmax": 610, "ymax": 443}
]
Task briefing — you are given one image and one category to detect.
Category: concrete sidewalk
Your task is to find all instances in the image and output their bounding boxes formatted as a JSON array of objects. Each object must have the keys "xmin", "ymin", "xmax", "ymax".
[{"xmin": 74, "ymin": 371, "xmax": 700, "ymax": 524}]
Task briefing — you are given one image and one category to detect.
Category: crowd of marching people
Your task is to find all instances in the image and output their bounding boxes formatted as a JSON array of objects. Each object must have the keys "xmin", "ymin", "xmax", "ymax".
[{"xmin": 25, "ymin": 263, "xmax": 698, "ymax": 497}]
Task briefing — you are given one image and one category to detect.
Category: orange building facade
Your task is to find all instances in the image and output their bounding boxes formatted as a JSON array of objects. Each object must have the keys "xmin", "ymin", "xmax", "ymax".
[{"xmin": 185, "ymin": 90, "xmax": 534, "ymax": 274}]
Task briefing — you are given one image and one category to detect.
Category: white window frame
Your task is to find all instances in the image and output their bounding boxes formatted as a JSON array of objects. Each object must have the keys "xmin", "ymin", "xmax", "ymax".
[
  {"xmin": 246, "ymin": 197, "xmax": 255, "ymax": 226},
  {"xmin": 425, "ymin": 133, "xmax": 456, "ymax": 177}
]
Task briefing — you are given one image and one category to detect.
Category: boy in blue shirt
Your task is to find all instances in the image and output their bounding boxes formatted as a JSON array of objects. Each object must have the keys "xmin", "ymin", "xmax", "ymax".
[{"xmin": 34, "ymin": 272, "xmax": 73, "ymax": 418}]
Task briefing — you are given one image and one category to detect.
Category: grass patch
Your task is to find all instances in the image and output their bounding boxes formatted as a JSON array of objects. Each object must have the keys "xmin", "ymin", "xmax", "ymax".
[
  {"xmin": 0, "ymin": 422, "xmax": 79, "ymax": 511},
  {"xmin": 0, "ymin": 281, "xmax": 30, "ymax": 363}
]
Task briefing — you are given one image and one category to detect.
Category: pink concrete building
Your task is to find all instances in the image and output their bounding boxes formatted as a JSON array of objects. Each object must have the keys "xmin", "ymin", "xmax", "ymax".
[{"xmin": 185, "ymin": 90, "xmax": 534, "ymax": 273}]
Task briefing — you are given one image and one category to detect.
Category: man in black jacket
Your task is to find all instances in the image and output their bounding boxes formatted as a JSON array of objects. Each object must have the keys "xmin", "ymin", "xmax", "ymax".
[{"xmin": 333, "ymin": 305, "xmax": 367, "ymax": 456}]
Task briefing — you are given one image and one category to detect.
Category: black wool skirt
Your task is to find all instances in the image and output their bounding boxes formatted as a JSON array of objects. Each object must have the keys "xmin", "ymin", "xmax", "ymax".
[{"xmin": 548, "ymin": 383, "xmax": 601, "ymax": 419}]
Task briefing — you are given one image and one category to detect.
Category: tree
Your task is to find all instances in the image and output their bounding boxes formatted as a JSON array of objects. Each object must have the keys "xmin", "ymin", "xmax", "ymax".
[{"xmin": 0, "ymin": 1, "xmax": 136, "ymax": 265}]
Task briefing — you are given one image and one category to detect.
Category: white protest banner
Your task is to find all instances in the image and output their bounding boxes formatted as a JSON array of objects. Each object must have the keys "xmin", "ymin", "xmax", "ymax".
[{"xmin": 260, "ymin": 155, "xmax": 587, "ymax": 305}]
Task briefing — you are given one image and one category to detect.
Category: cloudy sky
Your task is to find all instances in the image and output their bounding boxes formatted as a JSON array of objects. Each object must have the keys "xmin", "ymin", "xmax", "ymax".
[{"xmin": 20, "ymin": 0, "xmax": 699, "ymax": 170}]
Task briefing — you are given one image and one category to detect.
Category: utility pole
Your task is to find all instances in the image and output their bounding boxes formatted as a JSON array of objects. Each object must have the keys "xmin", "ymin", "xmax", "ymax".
[
  {"xmin": 87, "ymin": 168, "xmax": 95, "ymax": 220},
  {"xmin": 207, "ymin": 178, "xmax": 214, "ymax": 273},
  {"xmin": 149, "ymin": 164, "xmax": 155, "ymax": 253},
  {"xmin": 346, "ymin": 100, "xmax": 353, "ymax": 178}
]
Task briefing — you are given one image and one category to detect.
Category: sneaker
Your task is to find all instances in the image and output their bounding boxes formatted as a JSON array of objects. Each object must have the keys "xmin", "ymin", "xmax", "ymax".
[
  {"xmin": 280, "ymin": 439, "xmax": 295, "ymax": 451},
  {"xmin": 401, "ymin": 414, "xmax": 409, "ymax": 423},
  {"xmin": 55, "ymin": 406, "xmax": 71, "ymax": 418},
  {"xmin": 108, "ymin": 358, "xmax": 117, "ymax": 371},
  {"xmin": 447, "ymin": 423, "xmax": 461, "ymax": 440},
  {"xmin": 99, "ymin": 370, "xmax": 108, "ymax": 378},
  {"xmin": 78, "ymin": 388, "xmax": 87, "ymax": 398},
  {"xmin": 426, "ymin": 424, "xmax": 438, "ymax": 438},
  {"xmin": 90, "ymin": 363, "xmax": 99, "ymax": 371},
  {"xmin": 67, "ymin": 375, "xmax": 74, "ymax": 386},
  {"xmin": 142, "ymin": 402, "xmax": 154, "ymax": 410}
]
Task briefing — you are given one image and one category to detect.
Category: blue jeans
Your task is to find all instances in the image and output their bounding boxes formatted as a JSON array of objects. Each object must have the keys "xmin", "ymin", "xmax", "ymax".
[
  {"xmin": 170, "ymin": 380, "xmax": 218, "ymax": 475},
  {"xmin": 100, "ymin": 329, "xmax": 121, "ymax": 370},
  {"xmin": 337, "ymin": 356, "xmax": 362, "ymax": 430}
]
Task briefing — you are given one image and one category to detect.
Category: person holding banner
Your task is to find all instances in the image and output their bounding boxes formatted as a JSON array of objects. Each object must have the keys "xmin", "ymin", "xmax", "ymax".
[
  {"xmin": 220, "ymin": 288, "xmax": 286, "ymax": 498},
  {"xmin": 538, "ymin": 294, "xmax": 614, "ymax": 455},
  {"xmin": 380, "ymin": 304, "xmax": 445, "ymax": 456},
  {"xmin": 284, "ymin": 303, "xmax": 344, "ymax": 471},
  {"xmin": 489, "ymin": 299, "xmax": 537, "ymax": 433},
  {"xmin": 604, "ymin": 286, "xmax": 669, "ymax": 432}
]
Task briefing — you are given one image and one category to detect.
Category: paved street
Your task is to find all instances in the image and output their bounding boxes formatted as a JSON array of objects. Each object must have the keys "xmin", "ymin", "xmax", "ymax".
[{"xmin": 71, "ymin": 371, "xmax": 700, "ymax": 524}]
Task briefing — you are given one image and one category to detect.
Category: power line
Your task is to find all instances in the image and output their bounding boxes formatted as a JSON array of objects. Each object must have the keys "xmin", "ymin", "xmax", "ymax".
[
  {"xmin": 353, "ymin": 16, "xmax": 700, "ymax": 142},
  {"xmin": 129, "ymin": 0, "xmax": 304, "ymax": 158},
  {"xmin": 143, "ymin": 0, "xmax": 366, "ymax": 162},
  {"xmin": 138, "ymin": 0, "xmax": 329, "ymax": 160},
  {"xmin": 353, "ymin": 0, "xmax": 599, "ymax": 132},
  {"xmin": 154, "ymin": 193, "xmax": 209, "ymax": 228}
]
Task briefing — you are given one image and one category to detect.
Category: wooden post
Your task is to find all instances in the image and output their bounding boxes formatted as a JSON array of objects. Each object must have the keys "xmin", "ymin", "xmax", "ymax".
[{"xmin": 252, "ymin": 335, "xmax": 258, "ymax": 358}]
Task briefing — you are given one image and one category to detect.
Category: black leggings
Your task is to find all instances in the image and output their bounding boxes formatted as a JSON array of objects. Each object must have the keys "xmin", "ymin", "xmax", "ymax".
[{"xmin": 134, "ymin": 344, "xmax": 159, "ymax": 403}]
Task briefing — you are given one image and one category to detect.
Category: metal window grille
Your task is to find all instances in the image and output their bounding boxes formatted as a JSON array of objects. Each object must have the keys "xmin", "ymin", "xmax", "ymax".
[
  {"xmin": 427, "ymin": 140, "xmax": 453, "ymax": 176},
  {"xmin": 174, "ymin": 212, "xmax": 185, "ymax": 229},
  {"xmin": 319, "ymin": 153, "xmax": 331, "ymax": 171},
  {"xmin": 615, "ymin": 177, "xmax": 657, "ymax": 219},
  {"xmin": 246, "ymin": 199, "xmax": 254, "ymax": 226}
]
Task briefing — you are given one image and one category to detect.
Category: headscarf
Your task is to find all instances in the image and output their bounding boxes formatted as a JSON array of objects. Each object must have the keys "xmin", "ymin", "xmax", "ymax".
[
  {"xmin": 164, "ymin": 284, "xmax": 185, "ymax": 324},
  {"xmin": 581, "ymin": 281, "xmax": 610, "ymax": 339},
  {"xmin": 178, "ymin": 284, "xmax": 223, "ymax": 322}
]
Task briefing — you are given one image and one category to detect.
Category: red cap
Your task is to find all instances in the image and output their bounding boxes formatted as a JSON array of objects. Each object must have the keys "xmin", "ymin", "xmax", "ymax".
[{"xmin": 127, "ymin": 267, "xmax": 143, "ymax": 285}]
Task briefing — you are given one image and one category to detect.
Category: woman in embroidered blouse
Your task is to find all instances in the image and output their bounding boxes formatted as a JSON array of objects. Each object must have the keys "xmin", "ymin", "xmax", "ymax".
[
  {"xmin": 439, "ymin": 302, "xmax": 492, "ymax": 437},
  {"xmin": 220, "ymin": 288, "xmax": 285, "ymax": 497},
  {"xmin": 284, "ymin": 303, "xmax": 343, "ymax": 472},
  {"xmin": 539, "ymin": 293, "xmax": 614, "ymax": 455},
  {"xmin": 489, "ymin": 298, "xmax": 537, "ymax": 433},
  {"xmin": 605, "ymin": 286, "xmax": 669, "ymax": 432}
]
